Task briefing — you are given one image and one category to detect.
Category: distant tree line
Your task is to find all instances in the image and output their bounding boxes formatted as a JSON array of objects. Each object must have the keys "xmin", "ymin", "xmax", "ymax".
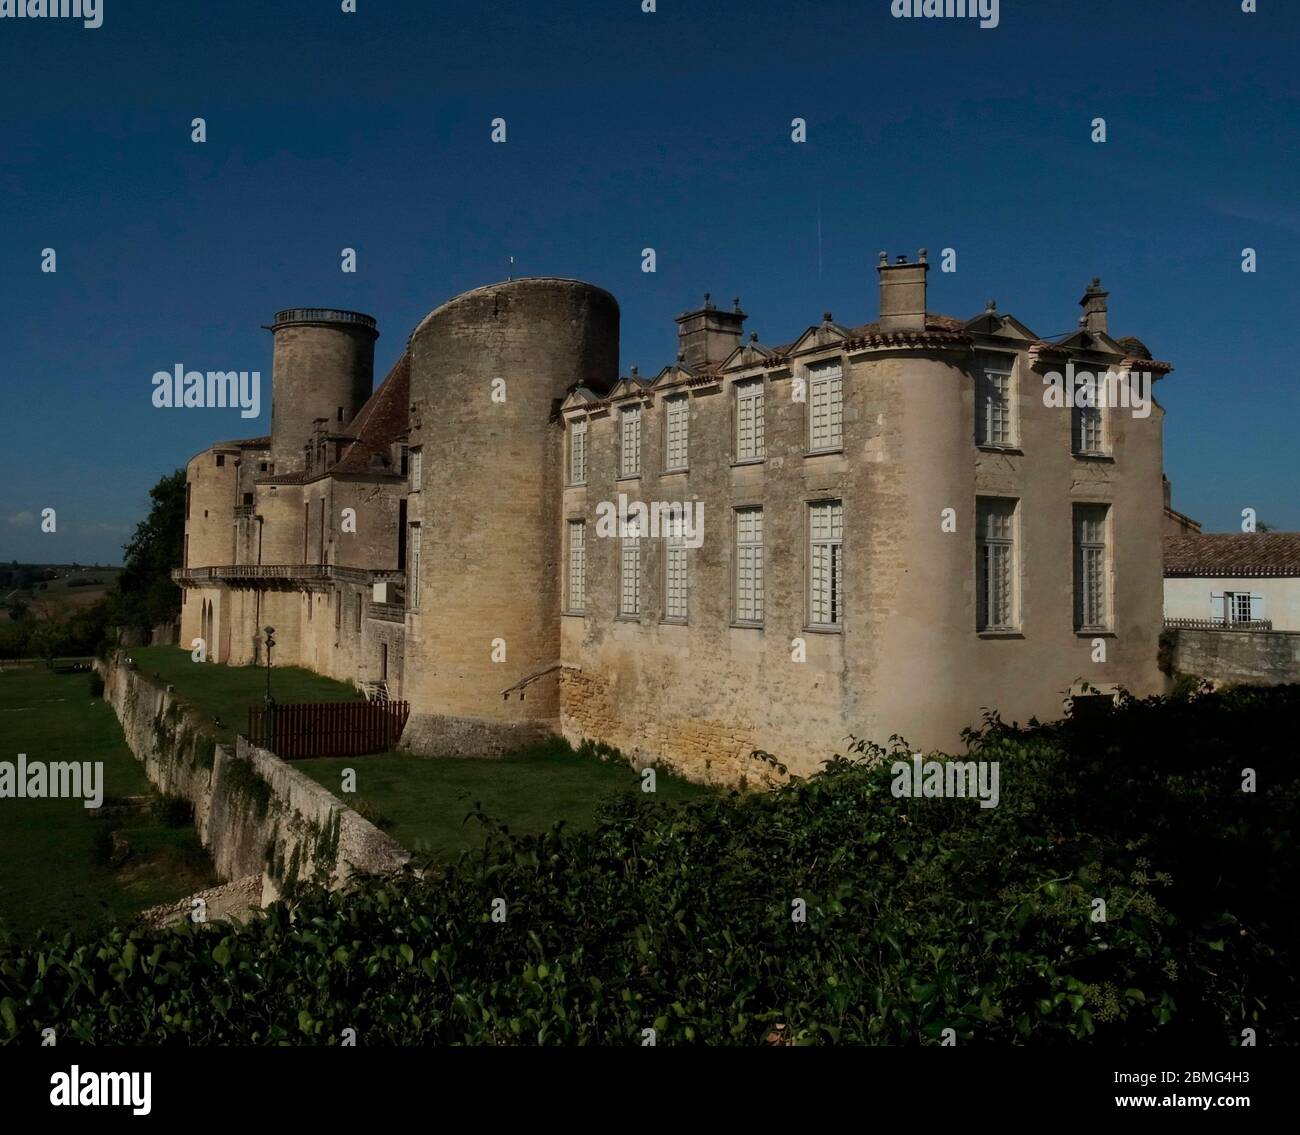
[{"xmin": 0, "ymin": 470, "xmax": 184, "ymax": 661}]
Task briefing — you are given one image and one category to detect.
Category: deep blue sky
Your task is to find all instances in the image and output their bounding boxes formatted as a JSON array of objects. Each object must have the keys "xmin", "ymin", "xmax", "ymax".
[{"xmin": 1, "ymin": 0, "xmax": 1296, "ymax": 564}]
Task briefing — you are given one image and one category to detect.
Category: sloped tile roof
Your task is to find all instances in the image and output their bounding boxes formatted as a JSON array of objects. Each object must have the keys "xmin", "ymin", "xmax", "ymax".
[
  {"xmin": 331, "ymin": 353, "xmax": 410, "ymax": 475},
  {"xmin": 1164, "ymin": 532, "xmax": 1300, "ymax": 578}
]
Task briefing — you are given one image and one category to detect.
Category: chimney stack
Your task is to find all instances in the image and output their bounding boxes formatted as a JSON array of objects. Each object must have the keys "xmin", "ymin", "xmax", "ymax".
[
  {"xmin": 877, "ymin": 249, "xmax": 929, "ymax": 330},
  {"xmin": 675, "ymin": 293, "xmax": 746, "ymax": 369},
  {"xmin": 1080, "ymin": 277, "xmax": 1108, "ymax": 334}
]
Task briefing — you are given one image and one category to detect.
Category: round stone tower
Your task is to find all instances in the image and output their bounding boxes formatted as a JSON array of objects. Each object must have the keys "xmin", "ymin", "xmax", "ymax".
[
  {"xmin": 266, "ymin": 308, "xmax": 379, "ymax": 472},
  {"xmin": 401, "ymin": 278, "xmax": 619, "ymax": 754}
]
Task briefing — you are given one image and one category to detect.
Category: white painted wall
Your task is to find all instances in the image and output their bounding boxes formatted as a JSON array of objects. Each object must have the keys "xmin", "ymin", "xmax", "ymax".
[{"xmin": 1164, "ymin": 577, "xmax": 1300, "ymax": 632}]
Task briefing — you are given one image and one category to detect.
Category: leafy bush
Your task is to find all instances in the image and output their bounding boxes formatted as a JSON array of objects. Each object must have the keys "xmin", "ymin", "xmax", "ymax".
[{"xmin": 0, "ymin": 684, "xmax": 1295, "ymax": 1046}]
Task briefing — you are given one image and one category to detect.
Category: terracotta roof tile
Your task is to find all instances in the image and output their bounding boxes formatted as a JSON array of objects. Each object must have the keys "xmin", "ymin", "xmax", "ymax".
[{"xmin": 1164, "ymin": 532, "xmax": 1300, "ymax": 578}]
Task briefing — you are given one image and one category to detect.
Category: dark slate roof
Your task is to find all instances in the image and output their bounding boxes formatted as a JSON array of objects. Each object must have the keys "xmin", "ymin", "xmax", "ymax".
[
  {"xmin": 1164, "ymin": 532, "xmax": 1300, "ymax": 577},
  {"xmin": 212, "ymin": 436, "xmax": 271, "ymax": 449},
  {"xmin": 332, "ymin": 353, "xmax": 410, "ymax": 475},
  {"xmin": 1116, "ymin": 336, "xmax": 1152, "ymax": 359}
]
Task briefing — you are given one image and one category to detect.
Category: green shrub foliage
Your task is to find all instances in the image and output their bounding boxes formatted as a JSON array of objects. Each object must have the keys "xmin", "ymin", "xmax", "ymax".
[{"xmin": 1, "ymin": 684, "xmax": 1295, "ymax": 1045}]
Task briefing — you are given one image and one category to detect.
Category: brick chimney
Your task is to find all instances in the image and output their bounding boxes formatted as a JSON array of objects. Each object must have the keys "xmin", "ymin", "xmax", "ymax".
[
  {"xmin": 675, "ymin": 294, "xmax": 746, "ymax": 369},
  {"xmin": 1080, "ymin": 277, "xmax": 1108, "ymax": 334},
  {"xmin": 877, "ymin": 250, "xmax": 929, "ymax": 330}
]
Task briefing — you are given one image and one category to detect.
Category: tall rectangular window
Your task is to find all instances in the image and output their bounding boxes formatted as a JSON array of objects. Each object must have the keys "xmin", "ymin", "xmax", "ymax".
[
  {"xmin": 335, "ymin": 588, "xmax": 342, "ymax": 629},
  {"xmin": 665, "ymin": 395, "xmax": 689, "ymax": 471},
  {"xmin": 570, "ymin": 419, "xmax": 588, "ymax": 485},
  {"xmin": 664, "ymin": 532, "xmax": 688, "ymax": 621},
  {"xmin": 809, "ymin": 500, "xmax": 844, "ymax": 627},
  {"xmin": 734, "ymin": 507, "xmax": 764, "ymax": 624},
  {"xmin": 1072, "ymin": 365, "xmax": 1106, "ymax": 455},
  {"xmin": 1073, "ymin": 504, "xmax": 1109, "ymax": 630},
  {"xmin": 620, "ymin": 405, "xmax": 642, "ymax": 478},
  {"xmin": 567, "ymin": 520, "xmax": 586, "ymax": 612},
  {"xmin": 409, "ymin": 447, "xmax": 423, "ymax": 492},
  {"xmin": 735, "ymin": 379, "xmax": 765, "ymax": 461},
  {"xmin": 808, "ymin": 364, "xmax": 843, "ymax": 451},
  {"xmin": 977, "ymin": 498, "xmax": 1018, "ymax": 631},
  {"xmin": 355, "ymin": 592, "xmax": 362, "ymax": 632},
  {"xmin": 407, "ymin": 524, "xmax": 422, "ymax": 612},
  {"xmin": 620, "ymin": 534, "xmax": 641, "ymax": 616},
  {"xmin": 976, "ymin": 353, "xmax": 1015, "ymax": 447}
]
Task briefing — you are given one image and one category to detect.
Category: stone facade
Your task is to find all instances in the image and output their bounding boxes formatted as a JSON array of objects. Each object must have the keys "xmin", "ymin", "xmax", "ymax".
[{"xmin": 176, "ymin": 258, "xmax": 1173, "ymax": 782}]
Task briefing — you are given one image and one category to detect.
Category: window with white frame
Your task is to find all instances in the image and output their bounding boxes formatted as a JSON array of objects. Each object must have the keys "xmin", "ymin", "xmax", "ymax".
[
  {"xmin": 620, "ymin": 533, "xmax": 641, "ymax": 616},
  {"xmin": 1214, "ymin": 590, "xmax": 1263, "ymax": 625},
  {"xmin": 808, "ymin": 500, "xmax": 843, "ymax": 627},
  {"xmin": 664, "ymin": 529, "xmax": 688, "ymax": 621},
  {"xmin": 976, "ymin": 353, "xmax": 1015, "ymax": 447},
  {"xmin": 407, "ymin": 524, "xmax": 422, "ymax": 612},
  {"xmin": 977, "ymin": 497, "xmax": 1018, "ymax": 630},
  {"xmin": 567, "ymin": 520, "xmax": 586, "ymax": 612},
  {"xmin": 665, "ymin": 395, "xmax": 689, "ymax": 471},
  {"xmin": 409, "ymin": 447, "xmax": 423, "ymax": 492},
  {"xmin": 1073, "ymin": 504, "xmax": 1109, "ymax": 630},
  {"xmin": 620, "ymin": 405, "xmax": 642, "ymax": 478},
  {"xmin": 734, "ymin": 507, "xmax": 764, "ymax": 623},
  {"xmin": 808, "ymin": 363, "xmax": 843, "ymax": 451},
  {"xmin": 570, "ymin": 418, "xmax": 588, "ymax": 485},
  {"xmin": 1072, "ymin": 363, "xmax": 1106, "ymax": 455},
  {"xmin": 735, "ymin": 379, "xmax": 765, "ymax": 462}
]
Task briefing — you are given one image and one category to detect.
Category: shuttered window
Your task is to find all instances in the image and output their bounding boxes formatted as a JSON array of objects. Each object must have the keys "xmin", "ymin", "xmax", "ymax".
[
  {"xmin": 665, "ymin": 395, "xmax": 689, "ymax": 471},
  {"xmin": 620, "ymin": 534, "xmax": 641, "ymax": 616},
  {"xmin": 809, "ymin": 500, "xmax": 844, "ymax": 627},
  {"xmin": 1073, "ymin": 504, "xmax": 1109, "ymax": 630},
  {"xmin": 620, "ymin": 406, "xmax": 641, "ymax": 478},
  {"xmin": 977, "ymin": 498, "xmax": 1017, "ymax": 630},
  {"xmin": 734, "ymin": 507, "xmax": 764, "ymax": 623},
  {"xmin": 735, "ymin": 380, "xmax": 765, "ymax": 461},
  {"xmin": 407, "ymin": 525, "xmax": 422, "ymax": 612},
  {"xmin": 976, "ymin": 353, "xmax": 1015, "ymax": 447},
  {"xmin": 567, "ymin": 521, "xmax": 586, "ymax": 612},
  {"xmin": 570, "ymin": 419, "xmax": 588, "ymax": 485},
  {"xmin": 808, "ymin": 364, "xmax": 843, "ymax": 451}
]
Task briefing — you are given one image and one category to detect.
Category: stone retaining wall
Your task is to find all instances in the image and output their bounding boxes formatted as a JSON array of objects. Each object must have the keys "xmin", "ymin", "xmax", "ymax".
[
  {"xmin": 98, "ymin": 653, "xmax": 409, "ymax": 908},
  {"xmin": 1166, "ymin": 627, "xmax": 1300, "ymax": 686}
]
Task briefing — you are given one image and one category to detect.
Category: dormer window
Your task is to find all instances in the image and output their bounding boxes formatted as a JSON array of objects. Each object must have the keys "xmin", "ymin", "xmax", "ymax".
[
  {"xmin": 620, "ymin": 405, "xmax": 642, "ymax": 478},
  {"xmin": 976, "ymin": 352, "xmax": 1016, "ymax": 448},
  {"xmin": 807, "ymin": 362, "xmax": 843, "ymax": 452},
  {"xmin": 570, "ymin": 418, "xmax": 588, "ymax": 484},
  {"xmin": 1071, "ymin": 361, "xmax": 1108, "ymax": 456}
]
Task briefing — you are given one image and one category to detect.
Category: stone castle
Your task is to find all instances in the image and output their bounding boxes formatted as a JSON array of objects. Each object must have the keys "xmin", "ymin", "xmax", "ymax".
[{"xmin": 176, "ymin": 254, "xmax": 1172, "ymax": 782}]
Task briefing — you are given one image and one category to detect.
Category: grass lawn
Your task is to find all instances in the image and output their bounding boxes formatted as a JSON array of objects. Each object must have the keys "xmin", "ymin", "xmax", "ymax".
[
  {"xmin": 295, "ymin": 742, "xmax": 714, "ymax": 863},
  {"xmin": 130, "ymin": 645, "xmax": 362, "ymax": 746},
  {"xmin": 130, "ymin": 646, "xmax": 714, "ymax": 866},
  {"xmin": 0, "ymin": 665, "xmax": 216, "ymax": 943}
]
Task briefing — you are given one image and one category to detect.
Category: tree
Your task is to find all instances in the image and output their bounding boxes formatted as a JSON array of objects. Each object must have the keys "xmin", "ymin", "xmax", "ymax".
[{"xmin": 107, "ymin": 469, "xmax": 186, "ymax": 631}]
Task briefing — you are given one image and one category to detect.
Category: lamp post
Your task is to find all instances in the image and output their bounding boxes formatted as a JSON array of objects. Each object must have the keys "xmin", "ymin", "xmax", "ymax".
[
  {"xmin": 263, "ymin": 626, "xmax": 276, "ymax": 706},
  {"xmin": 262, "ymin": 625, "xmax": 276, "ymax": 750}
]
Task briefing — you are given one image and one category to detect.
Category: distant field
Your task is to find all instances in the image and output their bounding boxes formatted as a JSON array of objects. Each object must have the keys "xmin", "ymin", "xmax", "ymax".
[
  {"xmin": 0, "ymin": 567, "xmax": 121, "ymax": 620},
  {"xmin": 0, "ymin": 665, "xmax": 215, "ymax": 943}
]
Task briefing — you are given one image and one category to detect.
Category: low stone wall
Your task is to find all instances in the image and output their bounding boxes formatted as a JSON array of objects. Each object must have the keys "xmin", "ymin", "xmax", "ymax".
[
  {"xmin": 98, "ymin": 653, "xmax": 409, "ymax": 908},
  {"xmin": 1166, "ymin": 627, "xmax": 1300, "ymax": 686}
]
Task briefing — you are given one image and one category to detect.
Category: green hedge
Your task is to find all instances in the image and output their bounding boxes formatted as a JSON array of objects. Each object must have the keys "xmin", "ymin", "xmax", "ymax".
[{"xmin": 1, "ymin": 684, "xmax": 1295, "ymax": 1045}]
